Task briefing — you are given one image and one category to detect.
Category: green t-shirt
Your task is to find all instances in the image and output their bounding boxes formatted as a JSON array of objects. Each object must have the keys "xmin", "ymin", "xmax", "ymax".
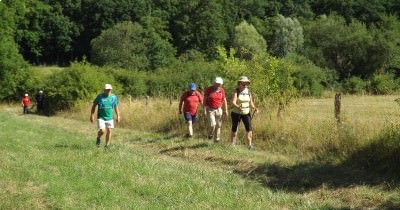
[{"xmin": 93, "ymin": 93, "xmax": 118, "ymax": 121}]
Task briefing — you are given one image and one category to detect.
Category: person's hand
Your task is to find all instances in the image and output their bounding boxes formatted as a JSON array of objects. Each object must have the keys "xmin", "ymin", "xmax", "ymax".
[
  {"xmin": 254, "ymin": 107, "xmax": 259, "ymax": 113},
  {"xmin": 116, "ymin": 116, "xmax": 121, "ymax": 123},
  {"xmin": 90, "ymin": 115, "xmax": 94, "ymax": 123}
]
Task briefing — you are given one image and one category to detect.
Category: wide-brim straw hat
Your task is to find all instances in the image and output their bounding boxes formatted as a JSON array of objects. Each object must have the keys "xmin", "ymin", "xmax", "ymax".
[{"xmin": 238, "ymin": 76, "xmax": 250, "ymax": 84}]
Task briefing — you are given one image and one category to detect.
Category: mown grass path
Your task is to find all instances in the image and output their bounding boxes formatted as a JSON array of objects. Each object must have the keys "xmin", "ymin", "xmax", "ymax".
[{"xmin": 0, "ymin": 107, "xmax": 399, "ymax": 209}]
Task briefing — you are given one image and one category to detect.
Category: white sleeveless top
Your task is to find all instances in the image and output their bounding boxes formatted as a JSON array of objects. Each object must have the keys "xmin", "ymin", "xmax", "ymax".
[{"xmin": 233, "ymin": 88, "xmax": 250, "ymax": 115}]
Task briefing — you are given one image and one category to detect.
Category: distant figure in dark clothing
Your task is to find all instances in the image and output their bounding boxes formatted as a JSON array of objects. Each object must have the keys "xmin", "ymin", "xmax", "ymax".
[{"xmin": 35, "ymin": 90, "xmax": 45, "ymax": 114}]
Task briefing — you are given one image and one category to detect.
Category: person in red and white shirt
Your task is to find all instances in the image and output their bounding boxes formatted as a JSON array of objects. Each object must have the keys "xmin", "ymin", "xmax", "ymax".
[
  {"xmin": 179, "ymin": 83, "xmax": 204, "ymax": 138},
  {"xmin": 203, "ymin": 77, "xmax": 228, "ymax": 142},
  {"xmin": 21, "ymin": 93, "xmax": 31, "ymax": 114}
]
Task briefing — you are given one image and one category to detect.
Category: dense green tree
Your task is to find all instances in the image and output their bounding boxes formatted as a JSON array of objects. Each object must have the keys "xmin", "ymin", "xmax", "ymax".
[
  {"xmin": 304, "ymin": 15, "xmax": 391, "ymax": 80},
  {"xmin": 91, "ymin": 21, "xmax": 149, "ymax": 70},
  {"xmin": 170, "ymin": 0, "xmax": 227, "ymax": 58},
  {"xmin": 0, "ymin": 2, "xmax": 30, "ymax": 100},
  {"xmin": 91, "ymin": 20, "xmax": 175, "ymax": 70},
  {"xmin": 140, "ymin": 16, "xmax": 176, "ymax": 69},
  {"xmin": 270, "ymin": 15, "xmax": 304, "ymax": 57},
  {"xmin": 232, "ymin": 20, "xmax": 267, "ymax": 60}
]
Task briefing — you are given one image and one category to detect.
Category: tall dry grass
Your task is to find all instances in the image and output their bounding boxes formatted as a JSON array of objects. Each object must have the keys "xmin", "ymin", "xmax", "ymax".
[{"xmin": 66, "ymin": 94, "xmax": 400, "ymax": 154}]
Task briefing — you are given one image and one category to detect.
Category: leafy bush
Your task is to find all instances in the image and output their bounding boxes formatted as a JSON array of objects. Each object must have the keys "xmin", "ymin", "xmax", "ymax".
[
  {"xmin": 43, "ymin": 62, "xmax": 119, "ymax": 115},
  {"xmin": 368, "ymin": 73, "xmax": 398, "ymax": 95},
  {"xmin": 285, "ymin": 54, "xmax": 333, "ymax": 97},
  {"xmin": 111, "ymin": 69, "xmax": 147, "ymax": 97},
  {"xmin": 0, "ymin": 37, "xmax": 31, "ymax": 101},
  {"xmin": 343, "ymin": 76, "xmax": 367, "ymax": 94},
  {"xmin": 91, "ymin": 20, "xmax": 176, "ymax": 71}
]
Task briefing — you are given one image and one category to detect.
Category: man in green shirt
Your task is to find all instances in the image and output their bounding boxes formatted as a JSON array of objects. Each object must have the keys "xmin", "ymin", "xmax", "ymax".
[{"xmin": 90, "ymin": 84, "xmax": 121, "ymax": 148}]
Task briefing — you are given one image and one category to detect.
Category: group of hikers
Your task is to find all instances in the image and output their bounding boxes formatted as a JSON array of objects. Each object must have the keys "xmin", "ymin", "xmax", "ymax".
[
  {"xmin": 20, "ymin": 90, "xmax": 45, "ymax": 115},
  {"xmin": 91, "ymin": 76, "xmax": 258, "ymax": 150}
]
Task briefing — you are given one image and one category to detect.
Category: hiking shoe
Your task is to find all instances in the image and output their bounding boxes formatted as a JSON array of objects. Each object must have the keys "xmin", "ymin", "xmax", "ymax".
[
  {"xmin": 104, "ymin": 144, "xmax": 111, "ymax": 149},
  {"xmin": 96, "ymin": 138, "xmax": 101, "ymax": 147},
  {"xmin": 248, "ymin": 144, "xmax": 255, "ymax": 150},
  {"xmin": 208, "ymin": 135, "xmax": 213, "ymax": 140},
  {"xmin": 185, "ymin": 134, "xmax": 193, "ymax": 138}
]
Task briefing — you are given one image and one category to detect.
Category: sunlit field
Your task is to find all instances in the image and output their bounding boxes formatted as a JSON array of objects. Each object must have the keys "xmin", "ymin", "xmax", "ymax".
[
  {"xmin": 1, "ymin": 94, "xmax": 399, "ymax": 209},
  {"xmin": 66, "ymin": 94, "xmax": 400, "ymax": 154}
]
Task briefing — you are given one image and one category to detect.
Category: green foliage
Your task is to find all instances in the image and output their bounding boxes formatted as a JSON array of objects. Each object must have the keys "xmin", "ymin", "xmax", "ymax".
[
  {"xmin": 170, "ymin": 0, "xmax": 227, "ymax": 58},
  {"xmin": 343, "ymin": 76, "xmax": 367, "ymax": 95},
  {"xmin": 368, "ymin": 73, "xmax": 398, "ymax": 95},
  {"xmin": 284, "ymin": 54, "xmax": 331, "ymax": 97},
  {"xmin": 0, "ymin": 3, "xmax": 30, "ymax": 100},
  {"xmin": 270, "ymin": 15, "xmax": 304, "ymax": 58},
  {"xmin": 43, "ymin": 62, "xmax": 119, "ymax": 115},
  {"xmin": 91, "ymin": 21, "xmax": 149, "ymax": 70},
  {"xmin": 233, "ymin": 20, "xmax": 267, "ymax": 60},
  {"xmin": 217, "ymin": 46, "xmax": 297, "ymax": 111},
  {"xmin": 91, "ymin": 21, "xmax": 175, "ymax": 71},
  {"xmin": 112, "ymin": 69, "xmax": 147, "ymax": 97},
  {"xmin": 304, "ymin": 14, "xmax": 391, "ymax": 80}
]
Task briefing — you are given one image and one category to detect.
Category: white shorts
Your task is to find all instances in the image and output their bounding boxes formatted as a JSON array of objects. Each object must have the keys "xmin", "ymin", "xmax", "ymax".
[{"xmin": 97, "ymin": 119, "xmax": 114, "ymax": 130}]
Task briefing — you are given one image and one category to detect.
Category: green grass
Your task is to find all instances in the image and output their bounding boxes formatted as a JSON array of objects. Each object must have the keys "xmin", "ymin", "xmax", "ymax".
[
  {"xmin": 0, "ymin": 110, "xmax": 316, "ymax": 209},
  {"xmin": 1, "ymin": 104, "xmax": 399, "ymax": 209}
]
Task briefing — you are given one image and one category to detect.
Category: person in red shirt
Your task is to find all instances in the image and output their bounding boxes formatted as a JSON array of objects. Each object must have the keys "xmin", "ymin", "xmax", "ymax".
[
  {"xmin": 203, "ymin": 77, "xmax": 228, "ymax": 142},
  {"xmin": 21, "ymin": 93, "xmax": 31, "ymax": 114},
  {"xmin": 179, "ymin": 83, "xmax": 204, "ymax": 138}
]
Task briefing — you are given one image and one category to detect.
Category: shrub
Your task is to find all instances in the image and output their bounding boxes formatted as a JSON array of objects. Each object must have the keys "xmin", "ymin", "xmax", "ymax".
[
  {"xmin": 368, "ymin": 73, "xmax": 397, "ymax": 95},
  {"xmin": 285, "ymin": 54, "xmax": 332, "ymax": 97},
  {"xmin": 43, "ymin": 62, "xmax": 119, "ymax": 115},
  {"xmin": 343, "ymin": 76, "xmax": 367, "ymax": 94}
]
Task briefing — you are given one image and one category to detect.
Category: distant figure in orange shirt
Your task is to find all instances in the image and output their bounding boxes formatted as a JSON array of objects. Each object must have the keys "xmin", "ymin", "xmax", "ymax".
[{"xmin": 21, "ymin": 93, "xmax": 31, "ymax": 114}]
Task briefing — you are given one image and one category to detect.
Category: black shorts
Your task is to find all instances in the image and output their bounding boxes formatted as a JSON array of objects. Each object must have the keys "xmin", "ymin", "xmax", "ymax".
[{"xmin": 231, "ymin": 112, "xmax": 252, "ymax": 132}]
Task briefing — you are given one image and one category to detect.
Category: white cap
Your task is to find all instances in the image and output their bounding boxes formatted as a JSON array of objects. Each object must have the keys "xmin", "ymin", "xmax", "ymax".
[
  {"xmin": 215, "ymin": 77, "xmax": 223, "ymax": 84},
  {"xmin": 39, "ymin": 90, "xmax": 43, "ymax": 94},
  {"xmin": 104, "ymin": 84, "xmax": 113, "ymax": 90},
  {"xmin": 24, "ymin": 93, "xmax": 28, "ymax": 97}
]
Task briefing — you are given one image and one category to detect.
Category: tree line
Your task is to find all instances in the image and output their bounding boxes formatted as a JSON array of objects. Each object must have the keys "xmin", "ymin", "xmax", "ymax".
[{"xmin": 1, "ymin": 0, "xmax": 400, "ymax": 103}]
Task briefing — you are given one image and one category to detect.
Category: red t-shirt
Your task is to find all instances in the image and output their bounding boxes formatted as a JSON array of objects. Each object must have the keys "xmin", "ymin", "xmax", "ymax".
[
  {"xmin": 204, "ymin": 86, "xmax": 225, "ymax": 109},
  {"xmin": 181, "ymin": 91, "xmax": 203, "ymax": 115},
  {"xmin": 22, "ymin": 97, "xmax": 30, "ymax": 106}
]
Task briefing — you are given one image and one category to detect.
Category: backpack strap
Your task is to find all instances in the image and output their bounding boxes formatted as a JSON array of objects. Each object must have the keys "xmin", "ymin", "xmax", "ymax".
[{"xmin": 236, "ymin": 88, "xmax": 251, "ymax": 97}]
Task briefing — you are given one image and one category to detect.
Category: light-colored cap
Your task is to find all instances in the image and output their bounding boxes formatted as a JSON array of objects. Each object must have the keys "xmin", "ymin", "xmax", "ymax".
[
  {"xmin": 39, "ymin": 90, "xmax": 43, "ymax": 93},
  {"xmin": 104, "ymin": 84, "xmax": 113, "ymax": 90},
  {"xmin": 24, "ymin": 93, "xmax": 28, "ymax": 96},
  {"xmin": 238, "ymin": 76, "xmax": 250, "ymax": 84},
  {"xmin": 215, "ymin": 77, "xmax": 223, "ymax": 84}
]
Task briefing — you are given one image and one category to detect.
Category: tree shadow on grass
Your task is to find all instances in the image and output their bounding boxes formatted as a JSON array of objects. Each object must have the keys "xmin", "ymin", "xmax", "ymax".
[
  {"xmin": 234, "ymin": 130, "xmax": 400, "ymax": 194},
  {"xmin": 54, "ymin": 143, "xmax": 86, "ymax": 150},
  {"xmin": 159, "ymin": 143, "xmax": 209, "ymax": 154}
]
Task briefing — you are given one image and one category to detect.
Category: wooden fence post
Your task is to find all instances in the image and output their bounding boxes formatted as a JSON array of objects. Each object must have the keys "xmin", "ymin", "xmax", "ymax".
[
  {"xmin": 146, "ymin": 95, "xmax": 150, "ymax": 112},
  {"xmin": 334, "ymin": 92, "xmax": 341, "ymax": 123}
]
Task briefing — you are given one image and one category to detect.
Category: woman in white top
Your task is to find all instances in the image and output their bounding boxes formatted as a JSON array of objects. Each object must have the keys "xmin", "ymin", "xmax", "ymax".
[{"xmin": 230, "ymin": 76, "xmax": 258, "ymax": 149}]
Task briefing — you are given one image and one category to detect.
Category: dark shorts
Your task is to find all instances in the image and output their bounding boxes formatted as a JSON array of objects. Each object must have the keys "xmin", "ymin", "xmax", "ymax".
[
  {"xmin": 231, "ymin": 112, "xmax": 252, "ymax": 132},
  {"xmin": 183, "ymin": 112, "xmax": 197, "ymax": 123}
]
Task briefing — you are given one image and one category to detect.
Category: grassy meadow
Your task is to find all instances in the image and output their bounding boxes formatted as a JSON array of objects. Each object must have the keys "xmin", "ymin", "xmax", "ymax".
[
  {"xmin": 68, "ymin": 94, "xmax": 400, "ymax": 154},
  {"xmin": 1, "ymin": 94, "xmax": 399, "ymax": 209}
]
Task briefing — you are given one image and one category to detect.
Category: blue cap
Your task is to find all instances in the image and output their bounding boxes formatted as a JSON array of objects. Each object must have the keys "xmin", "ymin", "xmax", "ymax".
[{"xmin": 189, "ymin": 83, "xmax": 196, "ymax": 90}]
